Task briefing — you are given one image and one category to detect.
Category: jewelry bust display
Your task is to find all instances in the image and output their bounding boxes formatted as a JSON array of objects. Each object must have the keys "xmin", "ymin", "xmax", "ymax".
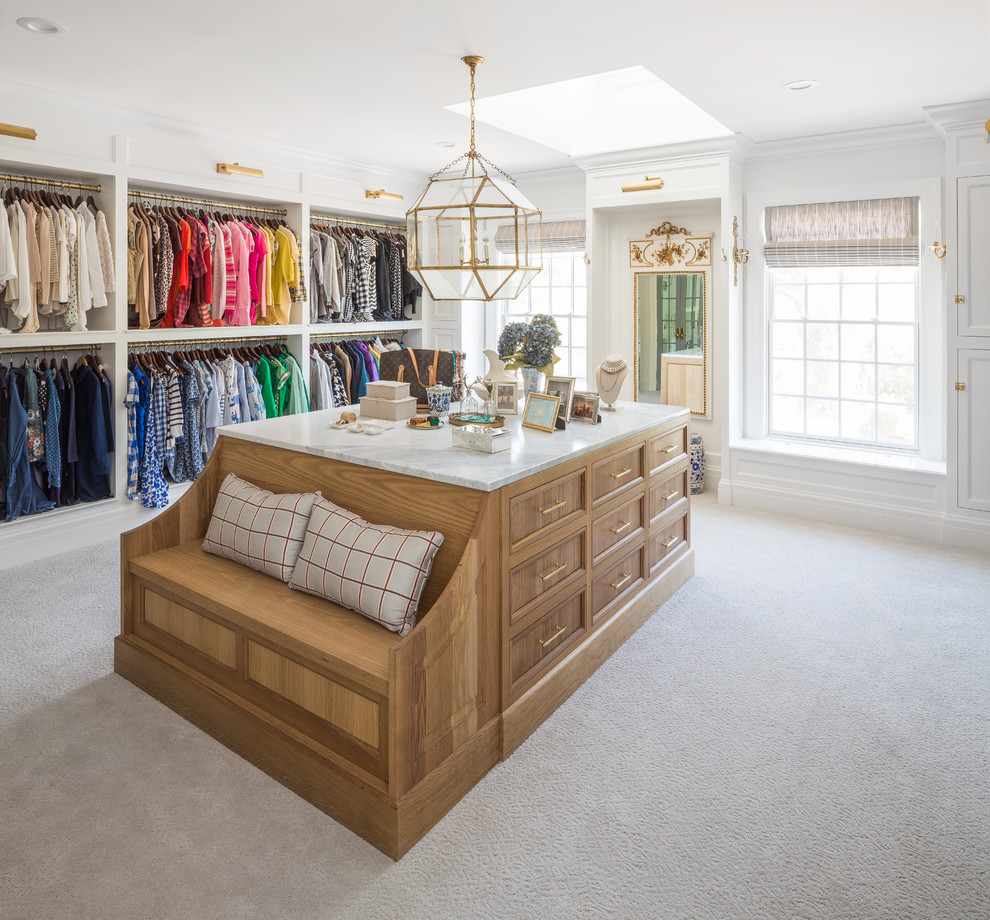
[{"xmin": 596, "ymin": 355, "xmax": 629, "ymax": 410}]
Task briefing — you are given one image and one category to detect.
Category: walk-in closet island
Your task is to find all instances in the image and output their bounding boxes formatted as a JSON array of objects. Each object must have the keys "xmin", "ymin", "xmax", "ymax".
[{"xmin": 116, "ymin": 402, "xmax": 694, "ymax": 857}]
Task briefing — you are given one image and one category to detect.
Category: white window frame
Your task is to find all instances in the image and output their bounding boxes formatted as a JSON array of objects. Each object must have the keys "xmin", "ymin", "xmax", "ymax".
[{"xmin": 744, "ymin": 179, "xmax": 944, "ymax": 463}]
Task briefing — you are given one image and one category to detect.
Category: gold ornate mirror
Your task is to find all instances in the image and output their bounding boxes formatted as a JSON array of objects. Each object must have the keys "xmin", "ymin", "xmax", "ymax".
[{"xmin": 630, "ymin": 222, "xmax": 713, "ymax": 419}]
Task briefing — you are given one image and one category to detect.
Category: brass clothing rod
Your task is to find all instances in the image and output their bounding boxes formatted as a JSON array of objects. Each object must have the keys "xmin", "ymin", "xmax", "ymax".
[
  {"xmin": 309, "ymin": 329, "xmax": 409, "ymax": 341},
  {"xmin": 0, "ymin": 172, "xmax": 102, "ymax": 192},
  {"xmin": 311, "ymin": 215, "xmax": 405, "ymax": 232},
  {"xmin": 127, "ymin": 335, "xmax": 288, "ymax": 349},
  {"xmin": 129, "ymin": 189, "xmax": 287, "ymax": 216},
  {"xmin": 1, "ymin": 342, "xmax": 102, "ymax": 356}
]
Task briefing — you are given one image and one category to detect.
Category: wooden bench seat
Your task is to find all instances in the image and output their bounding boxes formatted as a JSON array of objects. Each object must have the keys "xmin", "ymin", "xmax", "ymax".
[{"xmin": 129, "ymin": 541, "xmax": 395, "ymax": 693}]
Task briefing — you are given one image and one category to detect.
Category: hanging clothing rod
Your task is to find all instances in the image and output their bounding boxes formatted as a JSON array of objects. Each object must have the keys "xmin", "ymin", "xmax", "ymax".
[
  {"xmin": 309, "ymin": 329, "xmax": 408, "ymax": 341},
  {"xmin": 127, "ymin": 335, "xmax": 288, "ymax": 349},
  {"xmin": 311, "ymin": 215, "xmax": 405, "ymax": 232},
  {"xmin": 0, "ymin": 172, "xmax": 102, "ymax": 193},
  {"xmin": 129, "ymin": 188, "xmax": 287, "ymax": 216},
  {"xmin": 0, "ymin": 342, "xmax": 103, "ymax": 356}
]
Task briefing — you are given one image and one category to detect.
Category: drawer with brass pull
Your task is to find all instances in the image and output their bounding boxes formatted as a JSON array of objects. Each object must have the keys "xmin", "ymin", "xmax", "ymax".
[
  {"xmin": 592, "ymin": 445, "xmax": 644, "ymax": 506},
  {"xmin": 649, "ymin": 511, "xmax": 688, "ymax": 572},
  {"xmin": 648, "ymin": 425, "xmax": 688, "ymax": 476},
  {"xmin": 509, "ymin": 589, "xmax": 587, "ymax": 696},
  {"xmin": 509, "ymin": 530, "xmax": 586, "ymax": 624},
  {"xmin": 649, "ymin": 467, "xmax": 688, "ymax": 526},
  {"xmin": 591, "ymin": 543, "xmax": 646, "ymax": 625},
  {"xmin": 591, "ymin": 493, "xmax": 646, "ymax": 567},
  {"xmin": 508, "ymin": 469, "xmax": 586, "ymax": 551}
]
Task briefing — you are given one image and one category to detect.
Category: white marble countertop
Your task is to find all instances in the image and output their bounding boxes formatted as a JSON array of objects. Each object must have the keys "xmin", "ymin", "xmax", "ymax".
[{"xmin": 219, "ymin": 402, "xmax": 689, "ymax": 492}]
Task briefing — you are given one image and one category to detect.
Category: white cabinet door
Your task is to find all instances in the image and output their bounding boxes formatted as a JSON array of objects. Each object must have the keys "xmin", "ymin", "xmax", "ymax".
[
  {"xmin": 957, "ymin": 177, "xmax": 990, "ymax": 338},
  {"xmin": 957, "ymin": 349, "xmax": 990, "ymax": 512}
]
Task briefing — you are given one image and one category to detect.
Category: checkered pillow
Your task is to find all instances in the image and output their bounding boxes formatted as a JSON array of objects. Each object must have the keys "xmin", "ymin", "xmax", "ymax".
[
  {"xmin": 288, "ymin": 497, "xmax": 444, "ymax": 636},
  {"xmin": 202, "ymin": 473, "xmax": 320, "ymax": 582}
]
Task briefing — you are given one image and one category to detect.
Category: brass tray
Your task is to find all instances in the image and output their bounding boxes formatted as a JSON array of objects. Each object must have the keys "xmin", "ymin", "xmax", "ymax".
[{"xmin": 447, "ymin": 414, "xmax": 505, "ymax": 428}]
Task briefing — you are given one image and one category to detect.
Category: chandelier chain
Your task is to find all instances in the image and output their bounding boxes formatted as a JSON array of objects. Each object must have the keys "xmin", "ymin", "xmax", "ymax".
[{"xmin": 469, "ymin": 60, "xmax": 477, "ymax": 155}]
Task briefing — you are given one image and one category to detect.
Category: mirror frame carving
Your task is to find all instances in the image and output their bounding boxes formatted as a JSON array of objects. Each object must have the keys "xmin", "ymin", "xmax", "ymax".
[{"xmin": 630, "ymin": 223, "xmax": 713, "ymax": 419}]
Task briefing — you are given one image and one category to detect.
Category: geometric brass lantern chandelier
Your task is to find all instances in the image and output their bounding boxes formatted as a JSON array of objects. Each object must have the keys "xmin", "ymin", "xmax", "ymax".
[{"xmin": 406, "ymin": 55, "xmax": 543, "ymax": 301}]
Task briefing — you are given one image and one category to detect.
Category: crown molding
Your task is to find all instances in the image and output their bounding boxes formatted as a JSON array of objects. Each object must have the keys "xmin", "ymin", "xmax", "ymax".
[
  {"xmin": 924, "ymin": 99, "xmax": 990, "ymax": 134},
  {"xmin": 574, "ymin": 134, "xmax": 744, "ymax": 172},
  {"xmin": 741, "ymin": 122, "xmax": 940, "ymax": 161},
  {"xmin": 0, "ymin": 77, "xmax": 427, "ymax": 187}
]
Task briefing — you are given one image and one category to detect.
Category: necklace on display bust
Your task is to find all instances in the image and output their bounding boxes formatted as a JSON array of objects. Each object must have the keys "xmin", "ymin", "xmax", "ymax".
[
  {"xmin": 596, "ymin": 354, "xmax": 630, "ymax": 410},
  {"xmin": 600, "ymin": 358, "xmax": 628, "ymax": 374}
]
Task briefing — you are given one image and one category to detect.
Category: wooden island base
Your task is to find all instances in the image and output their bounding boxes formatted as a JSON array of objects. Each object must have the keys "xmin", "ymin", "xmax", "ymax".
[{"xmin": 116, "ymin": 409, "xmax": 693, "ymax": 858}]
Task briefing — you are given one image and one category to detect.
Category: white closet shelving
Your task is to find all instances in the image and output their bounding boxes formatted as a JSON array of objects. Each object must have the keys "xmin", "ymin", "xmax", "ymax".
[{"xmin": 0, "ymin": 125, "xmax": 433, "ymax": 564}]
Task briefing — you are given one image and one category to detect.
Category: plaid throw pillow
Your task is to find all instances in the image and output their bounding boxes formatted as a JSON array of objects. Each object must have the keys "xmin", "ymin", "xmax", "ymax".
[
  {"xmin": 288, "ymin": 497, "xmax": 444, "ymax": 636},
  {"xmin": 202, "ymin": 473, "xmax": 320, "ymax": 582}
]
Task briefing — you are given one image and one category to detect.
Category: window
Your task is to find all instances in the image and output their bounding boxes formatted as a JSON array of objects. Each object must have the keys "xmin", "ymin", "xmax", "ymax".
[
  {"xmin": 495, "ymin": 221, "xmax": 587, "ymax": 388},
  {"xmin": 764, "ymin": 197, "xmax": 920, "ymax": 450}
]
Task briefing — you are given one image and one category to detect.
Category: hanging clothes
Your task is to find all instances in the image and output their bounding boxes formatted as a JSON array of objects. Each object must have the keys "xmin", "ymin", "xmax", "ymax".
[
  {"xmin": 126, "ymin": 198, "xmax": 305, "ymax": 330},
  {"xmin": 0, "ymin": 184, "xmax": 113, "ymax": 334},
  {"xmin": 308, "ymin": 221, "xmax": 420, "ymax": 324}
]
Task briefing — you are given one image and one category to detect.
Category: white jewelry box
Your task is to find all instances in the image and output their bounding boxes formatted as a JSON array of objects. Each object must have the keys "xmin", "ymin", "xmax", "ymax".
[
  {"xmin": 365, "ymin": 380, "xmax": 411, "ymax": 400},
  {"xmin": 451, "ymin": 424, "xmax": 512, "ymax": 454}
]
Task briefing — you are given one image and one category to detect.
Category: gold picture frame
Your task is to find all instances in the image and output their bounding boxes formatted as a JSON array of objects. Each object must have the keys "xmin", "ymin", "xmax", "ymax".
[{"xmin": 521, "ymin": 392, "xmax": 561, "ymax": 433}]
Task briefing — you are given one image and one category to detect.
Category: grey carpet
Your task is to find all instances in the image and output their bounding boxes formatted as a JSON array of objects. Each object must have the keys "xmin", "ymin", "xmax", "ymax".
[{"xmin": 1, "ymin": 495, "xmax": 988, "ymax": 920}]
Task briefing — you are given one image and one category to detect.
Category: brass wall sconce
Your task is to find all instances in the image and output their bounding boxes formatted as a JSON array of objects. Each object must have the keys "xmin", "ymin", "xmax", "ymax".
[
  {"xmin": 931, "ymin": 241, "xmax": 947, "ymax": 259},
  {"xmin": 731, "ymin": 215, "xmax": 749, "ymax": 286},
  {"xmin": 217, "ymin": 162, "xmax": 264, "ymax": 178},
  {"xmin": 0, "ymin": 122, "xmax": 37, "ymax": 141},
  {"xmin": 985, "ymin": 119, "xmax": 990, "ymax": 143},
  {"xmin": 621, "ymin": 176, "xmax": 665, "ymax": 193},
  {"xmin": 365, "ymin": 189, "xmax": 404, "ymax": 202}
]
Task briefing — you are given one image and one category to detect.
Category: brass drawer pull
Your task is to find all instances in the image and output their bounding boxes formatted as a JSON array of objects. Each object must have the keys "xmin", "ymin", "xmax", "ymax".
[
  {"xmin": 539, "ymin": 625, "xmax": 568, "ymax": 649},
  {"xmin": 662, "ymin": 536, "xmax": 678, "ymax": 549},
  {"xmin": 539, "ymin": 499, "xmax": 566, "ymax": 515},
  {"xmin": 539, "ymin": 562, "xmax": 568, "ymax": 583},
  {"xmin": 662, "ymin": 444, "xmax": 678, "ymax": 455},
  {"xmin": 663, "ymin": 490, "xmax": 678, "ymax": 502},
  {"xmin": 610, "ymin": 467, "xmax": 632, "ymax": 481},
  {"xmin": 610, "ymin": 520, "xmax": 632, "ymax": 536},
  {"xmin": 610, "ymin": 572, "xmax": 632, "ymax": 591}
]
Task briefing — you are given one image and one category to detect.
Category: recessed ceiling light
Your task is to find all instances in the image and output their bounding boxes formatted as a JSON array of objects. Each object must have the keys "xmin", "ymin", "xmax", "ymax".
[
  {"xmin": 435, "ymin": 141, "xmax": 456, "ymax": 148},
  {"xmin": 783, "ymin": 80, "xmax": 818, "ymax": 91},
  {"xmin": 16, "ymin": 17, "xmax": 67, "ymax": 34}
]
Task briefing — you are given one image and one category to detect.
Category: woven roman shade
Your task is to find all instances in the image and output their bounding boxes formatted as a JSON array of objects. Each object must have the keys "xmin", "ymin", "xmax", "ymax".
[
  {"xmin": 495, "ymin": 219, "xmax": 586, "ymax": 255},
  {"xmin": 764, "ymin": 197, "xmax": 920, "ymax": 267}
]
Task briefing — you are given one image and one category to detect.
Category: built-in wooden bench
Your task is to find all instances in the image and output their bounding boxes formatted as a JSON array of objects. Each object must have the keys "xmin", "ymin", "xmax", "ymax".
[{"xmin": 116, "ymin": 434, "xmax": 501, "ymax": 859}]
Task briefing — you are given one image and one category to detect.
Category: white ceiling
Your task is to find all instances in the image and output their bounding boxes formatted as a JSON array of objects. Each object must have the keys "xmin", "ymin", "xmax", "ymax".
[{"xmin": 3, "ymin": 0, "xmax": 989, "ymax": 176}]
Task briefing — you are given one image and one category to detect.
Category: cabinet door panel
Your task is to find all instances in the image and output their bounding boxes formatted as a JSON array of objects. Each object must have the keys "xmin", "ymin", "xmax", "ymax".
[
  {"xmin": 957, "ymin": 177, "xmax": 990, "ymax": 338},
  {"xmin": 958, "ymin": 349, "xmax": 990, "ymax": 512}
]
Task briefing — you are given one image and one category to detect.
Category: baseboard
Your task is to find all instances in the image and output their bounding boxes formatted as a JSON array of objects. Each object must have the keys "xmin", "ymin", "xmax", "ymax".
[
  {"xmin": 941, "ymin": 513, "xmax": 990, "ymax": 552},
  {"xmin": 0, "ymin": 483, "xmax": 189, "ymax": 571}
]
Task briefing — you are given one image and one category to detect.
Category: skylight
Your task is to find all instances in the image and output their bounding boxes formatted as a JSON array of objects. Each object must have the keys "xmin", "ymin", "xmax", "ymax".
[{"xmin": 445, "ymin": 66, "xmax": 732, "ymax": 157}]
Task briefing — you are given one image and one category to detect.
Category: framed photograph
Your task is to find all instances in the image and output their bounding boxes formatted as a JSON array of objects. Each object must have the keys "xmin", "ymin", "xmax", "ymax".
[
  {"xmin": 521, "ymin": 392, "xmax": 561, "ymax": 433},
  {"xmin": 544, "ymin": 376, "xmax": 576, "ymax": 421},
  {"xmin": 495, "ymin": 381, "xmax": 519, "ymax": 415},
  {"xmin": 570, "ymin": 391, "xmax": 600, "ymax": 423}
]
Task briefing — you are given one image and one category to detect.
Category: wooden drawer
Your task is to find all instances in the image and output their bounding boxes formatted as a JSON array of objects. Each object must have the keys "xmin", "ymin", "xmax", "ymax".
[
  {"xmin": 649, "ymin": 426, "xmax": 688, "ymax": 476},
  {"xmin": 649, "ymin": 467, "xmax": 689, "ymax": 526},
  {"xmin": 592, "ymin": 543, "xmax": 646, "ymax": 625},
  {"xmin": 509, "ymin": 470, "xmax": 586, "ymax": 551},
  {"xmin": 649, "ymin": 512, "xmax": 688, "ymax": 571},
  {"xmin": 509, "ymin": 530, "xmax": 586, "ymax": 625},
  {"xmin": 592, "ymin": 445, "xmax": 644, "ymax": 506},
  {"xmin": 509, "ymin": 589, "xmax": 586, "ymax": 695},
  {"xmin": 591, "ymin": 493, "xmax": 646, "ymax": 567}
]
